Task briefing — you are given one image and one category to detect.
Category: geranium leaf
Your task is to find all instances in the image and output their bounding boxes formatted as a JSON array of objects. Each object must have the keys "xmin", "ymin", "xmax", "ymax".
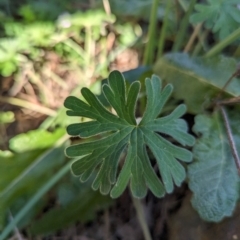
[
  {"xmin": 64, "ymin": 70, "xmax": 195, "ymax": 198},
  {"xmin": 190, "ymin": 0, "xmax": 240, "ymax": 39},
  {"xmin": 188, "ymin": 112, "xmax": 239, "ymax": 222}
]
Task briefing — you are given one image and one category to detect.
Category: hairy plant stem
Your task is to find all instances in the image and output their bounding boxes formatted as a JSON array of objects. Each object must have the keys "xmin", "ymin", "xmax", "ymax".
[
  {"xmin": 143, "ymin": 0, "xmax": 160, "ymax": 65},
  {"xmin": 219, "ymin": 106, "xmax": 240, "ymax": 174},
  {"xmin": 205, "ymin": 27, "xmax": 240, "ymax": 58},
  {"xmin": 131, "ymin": 195, "xmax": 152, "ymax": 240}
]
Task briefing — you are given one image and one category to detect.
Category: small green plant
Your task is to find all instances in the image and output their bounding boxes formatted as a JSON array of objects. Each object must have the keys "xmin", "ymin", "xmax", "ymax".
[
  {"xmin": 64, "ymin": 70, "xmax": 195, "ymax": 198},
  {"xmin": 2, "ymin": 0, "xmax": 240, "ymax": 238},
  {"xmin": 190, "ymin": 0, "xmax": 240, "ymax": 40}
]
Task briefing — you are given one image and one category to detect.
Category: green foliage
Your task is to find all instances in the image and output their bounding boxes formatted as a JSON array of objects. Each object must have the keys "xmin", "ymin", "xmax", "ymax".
[
  {"xmin": 190, "ymin": 0, "xmax": 240, "ymax": 39},
  {"xmin": 64, "ymin": 70, "xmax": 195, "ymax": 198},
  {"xmin": 188, "ymin": 112, "xmax": 239, "ymax": 222},
  {"xmin": 5, "ymin": 22, "xmax": 56, "ymax": 47},
  {"xmin": 29, "ymin": 177, "xmax": 113, "ymax": 235},
  {"xmin": 0, "ymin": 145, "xmax": 66, "ymax": 231},
  {"xmin": 109, "ymin": 0, "xmax": 176, "ymax": 22},
  {"xmin": 58, "ymin": 10, "xmax": 115, "ymax": 29},
  {"xmin": 9, "ymin": 128, "xmax": 65, "ymax": 153},
  {"xmin": 0, "ymin": 0, "xmax": 75, "ymax": 21},
  {"xmin": 0, "ymin": 127, "xmax": 112, "ymax": 238},
  {"xmin": 0, "ymin": 157, "xmax": 70, "ymax": 240},
  {"xmin": 154, "ymin": 53, "xmax": 240, "ymax": 113},
  {"xmin": 109, "ymin": 0, "xmax": 157, "ymax": 19},
  {"xmin": 0, "ymin": 129, "xmax": 66, "ymax": 206},
  {"xmin": 1, "ymin": 0, "xmax": 240, "ymax": 236},
  {"xmin": 18, "ymin": 2, "xmax": 64, "ymax": 21},
  {"xmin": 0, "ymin": 9, "xmax": 138, "ymax": 83},
  {"xmin": 0, "ymin": 128, "xmax": 66, "ymax": 235},
  {"xmin": 0, "ymin": 38, "xmax": 28, "ymax": 77},
  {"xmin": 0, "ymin": 111, "xmax": 14, "ymax": 124}
]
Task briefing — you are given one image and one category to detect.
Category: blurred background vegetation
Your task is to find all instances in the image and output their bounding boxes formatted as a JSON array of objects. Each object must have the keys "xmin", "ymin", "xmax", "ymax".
[
  {"xmin": 0, "ymin": 1, "xmax": 148, "ymax": 238},
  {"xmin": 1, "ymin": 0, "xmax": 240, "ymax": 239}
]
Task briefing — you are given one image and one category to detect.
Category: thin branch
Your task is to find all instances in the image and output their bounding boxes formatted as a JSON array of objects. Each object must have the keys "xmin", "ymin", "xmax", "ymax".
[
  {"xmin": 217, "ymin": 66, "xmax": 240, "ymax": 99},
  {"xmin": 184, "ymin": 23, "xmax": 202, "ymax": 53},
  {"xmin": 216, "ymin": 96, "xmax": 240, "ymax": 106},
  {"xmin": 0, "ymin": 96, "xmax": 57, "ymax": 116},
  {"xmin": 219, "ymin": 105, "xmax": 240, "ymax": 174},
  {"xmin": 102, "ymin": 0, "xmax": 111, "ymax": 15}
]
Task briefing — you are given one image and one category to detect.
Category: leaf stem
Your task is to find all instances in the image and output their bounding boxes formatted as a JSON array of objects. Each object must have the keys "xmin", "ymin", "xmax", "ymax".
[
  {"xmin": 172, "ymin": 0, "xmax": 197, "ymax": 52},
  {"xmin": 219, "ymin": 106, "xmax": 240, "ymax": 174},
  {"xmin": 143, "ymin": 0, "xmax": 160, "ymax": 65},
  {"xmin": 205, "ymin": 27, "xmax": 240, "ymax": 58},
  {"xmin": 157, "ymin": 0, "xmax": 171, "ymax": 58},
  {"xmin": 131, "ymin": 195, "xmax": 152, "ymax": 240}
]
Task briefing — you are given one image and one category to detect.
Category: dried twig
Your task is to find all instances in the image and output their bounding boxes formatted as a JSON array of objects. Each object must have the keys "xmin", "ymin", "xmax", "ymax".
[
  {"xmin": 184, "ymin": 23, "xmax": 202, "ymax": 53},
  {"xmin": 216, "ymin": 96, "xmax": 240, "ymax": 106},
  {"xmin": 0, "ymin": 96, "xmax": 56, "ymax": 116},
  {"xmin": 219, "ymin": 105, "xmax": 240, "ymax": 174},
  {"xmin": 217, "ymin": 64, "xmax": 240, "ymax": 99}
]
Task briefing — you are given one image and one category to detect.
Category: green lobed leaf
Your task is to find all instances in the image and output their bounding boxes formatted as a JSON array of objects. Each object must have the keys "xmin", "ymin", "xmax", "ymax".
[
  {"xmin": 188, "ymin": 112, "xmax": 239, "ymax": 222},
  {"xmin": 190, "ymin": 0, "xmax": 240, "ymax": 39},
  {"xmin": 154, "ymin": 53, "xmax": 240, "ymax": 114},
  {"xmin": 64, "ymin": 70, "xmax": 195, "ymax": 198}
]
